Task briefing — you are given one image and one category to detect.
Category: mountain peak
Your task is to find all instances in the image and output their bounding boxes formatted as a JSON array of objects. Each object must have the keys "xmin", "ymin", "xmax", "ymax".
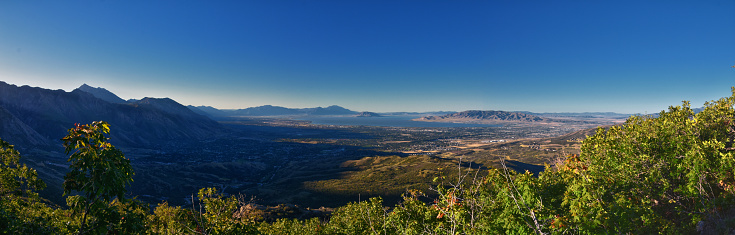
[{"xmin": 75, "ymin": 84, "xmax": 127, "ymax": 104}]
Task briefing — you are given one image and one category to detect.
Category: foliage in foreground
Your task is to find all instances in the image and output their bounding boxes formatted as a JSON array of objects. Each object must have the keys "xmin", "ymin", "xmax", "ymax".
[{"xmin": 1, "ymin": 88, "xmax": 734, "ymax": 234}]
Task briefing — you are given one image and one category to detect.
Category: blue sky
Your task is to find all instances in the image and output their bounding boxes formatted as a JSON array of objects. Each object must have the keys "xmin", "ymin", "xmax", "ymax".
[{"xmin": 1, "ymin": 1, "xmax": 733, "ymax": 113}]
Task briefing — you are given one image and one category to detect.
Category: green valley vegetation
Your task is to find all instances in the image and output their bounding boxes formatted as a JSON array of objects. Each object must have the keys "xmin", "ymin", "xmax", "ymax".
[{"xmin": 2, "ymin": 89, "xmax": 735, "ymax": 234}]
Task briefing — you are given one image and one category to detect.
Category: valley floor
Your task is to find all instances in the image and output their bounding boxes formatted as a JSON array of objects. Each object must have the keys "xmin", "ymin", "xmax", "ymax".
[{"xmin": 30, "ymin": 114, "xmax": 622, "ymax": 209}]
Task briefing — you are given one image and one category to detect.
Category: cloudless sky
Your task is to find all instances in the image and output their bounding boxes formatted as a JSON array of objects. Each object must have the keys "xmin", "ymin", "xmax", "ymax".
[{"xmin": 1, "ymin": 1, "xmax": 733, "ymax": 113}]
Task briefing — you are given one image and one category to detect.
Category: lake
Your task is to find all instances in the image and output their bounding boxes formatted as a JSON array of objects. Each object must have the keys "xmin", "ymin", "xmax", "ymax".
[{"xmin": 295, "ymin": 115, "xmax": 498, "ymax": 128}]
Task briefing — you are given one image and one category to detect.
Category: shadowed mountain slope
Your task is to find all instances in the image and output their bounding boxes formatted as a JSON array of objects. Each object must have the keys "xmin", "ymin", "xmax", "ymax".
[
  {"xmin": 0, "ymin": 105, "xmax": 51, "ymax": 150},
  {"xmin": 0, "ymin": 81, "xmax": 223, "ymax": 150}
]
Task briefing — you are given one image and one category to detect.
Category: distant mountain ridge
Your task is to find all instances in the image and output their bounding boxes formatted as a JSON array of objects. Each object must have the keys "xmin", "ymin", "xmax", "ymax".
[
  {"xmin": 235, "ymin": 105, "xmax": 305, "ymax": 116},
  {"xmin": 416, "ymin": 110, "xmax": 545, "ymax": 123},
  {"xmin": 0, "ymin": 82, "xmax": 223, "ymax": 151},
  {"xmin": 356, "ymin": 112, "xmax": 381, "ymax": 117},
  {"xmin": 188, "ymin": 104, "xmax": 358, "ymax": 117}
]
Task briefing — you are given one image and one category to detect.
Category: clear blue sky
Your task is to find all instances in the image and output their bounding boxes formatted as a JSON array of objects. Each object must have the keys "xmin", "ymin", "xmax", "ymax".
[{"xmin": 1, "ymin": 1, "xmax": 733, "ymax": 113}]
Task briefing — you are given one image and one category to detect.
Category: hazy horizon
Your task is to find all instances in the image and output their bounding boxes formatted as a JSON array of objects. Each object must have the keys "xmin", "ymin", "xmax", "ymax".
[
  {"xmin": 1, "ymin": 1, "xmax": 733, "ymax": 113},
  {"xmin": 0, "ymin": 80, "xmax": 687, "ymax": 115}
]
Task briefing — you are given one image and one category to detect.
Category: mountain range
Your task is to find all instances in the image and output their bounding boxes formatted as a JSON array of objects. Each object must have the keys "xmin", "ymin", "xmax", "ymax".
[
  {"xmin": 188, "ymin": 104, "xmax": 358, "ymax": 118},
  {"xmin": 0, "ymin": 81, "xmax": 635, "ymax": 153},
  {"xmin": 0, "ymin": 82, "xmax": 223, "ymax": 152},
  {"xmin": 0, "ymin": 82, "xmax": 367, "ymax": 153}
]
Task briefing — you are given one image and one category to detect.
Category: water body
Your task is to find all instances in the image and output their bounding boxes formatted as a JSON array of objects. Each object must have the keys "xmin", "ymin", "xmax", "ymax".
[{"xmin": 296, "ymin": 115, "xmax": 499, "ymax": 128}]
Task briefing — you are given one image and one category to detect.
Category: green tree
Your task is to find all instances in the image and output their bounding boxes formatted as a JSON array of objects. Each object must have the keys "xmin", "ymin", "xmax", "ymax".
[
  {"xmin": 61, "ymin": 121, "xmax": 135, "ymax": 234},
  {"xmin": 146, "ymin": 202, "xmax": 198, "ymax": 234},
  {"xmin": 0, "ymin": 138, "xmax": 57, "ymax": 234},
  {"xmin": 386, "ymin": 190, "xmax": 438, "ymax": 235},
  {"xmin": 325, "ymin": 197, "xmax": 391, "ymax": 235},
  {"xmin": 257, "ymin": 217, "xmax": 325, "ymax": 235},
  {"xmin": 559, "ymin": 88, "xmax": 735, "ymax": 233},
  {"xmin": 0, "ymin": 138, "xmax": 45, "ymax": 198},
  {"xmin": 191, "ymin": 187, "xmax": 259, "ymax": 234}
]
